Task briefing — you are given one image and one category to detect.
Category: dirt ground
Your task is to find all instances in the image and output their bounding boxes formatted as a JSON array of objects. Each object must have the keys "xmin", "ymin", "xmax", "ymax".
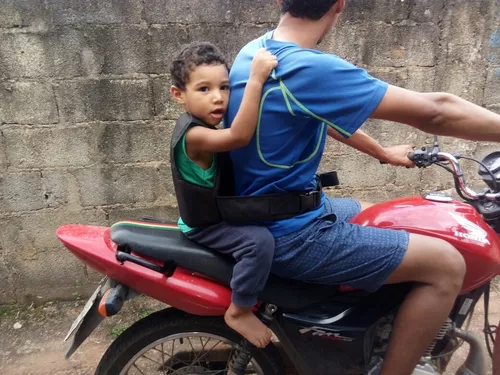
[{"xmin": 0, "ymin": 291, "xmax": 499, "ymax": 375}]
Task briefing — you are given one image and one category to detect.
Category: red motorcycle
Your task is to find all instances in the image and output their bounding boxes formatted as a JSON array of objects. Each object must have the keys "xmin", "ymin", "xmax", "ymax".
[{"xmin": 58, "ymin": 138, "xmax": 500, "ymax": 375}]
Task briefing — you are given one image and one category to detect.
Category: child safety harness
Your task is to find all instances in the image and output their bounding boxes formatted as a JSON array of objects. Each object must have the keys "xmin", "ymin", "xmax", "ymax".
[{"xmin": 171, "ymin": 113, "xmax": 339, "ymax": 228}]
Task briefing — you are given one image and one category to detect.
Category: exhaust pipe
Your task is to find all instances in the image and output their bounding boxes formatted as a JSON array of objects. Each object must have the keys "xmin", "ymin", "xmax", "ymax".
[{"xmin": 454, "ymin": 328, "xmax": 487, "ymax": 375}]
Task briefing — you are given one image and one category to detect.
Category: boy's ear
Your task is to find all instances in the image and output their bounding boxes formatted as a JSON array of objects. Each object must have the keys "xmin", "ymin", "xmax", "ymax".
[{"xmin": 170, "ymin": 85, "xmax": 185, "ymax": 104}]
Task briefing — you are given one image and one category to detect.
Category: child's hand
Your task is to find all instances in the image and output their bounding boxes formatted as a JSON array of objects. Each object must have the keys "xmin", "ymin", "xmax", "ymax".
[{"xmin": 249, "ymin": 48, "xmax": 278, "ymax": 85}]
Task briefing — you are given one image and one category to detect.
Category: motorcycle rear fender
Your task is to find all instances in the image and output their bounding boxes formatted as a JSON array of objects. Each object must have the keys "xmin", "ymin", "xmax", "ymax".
[{"xmin": 57, "ymin": 224, "xmax": 231, "ymax": 316}]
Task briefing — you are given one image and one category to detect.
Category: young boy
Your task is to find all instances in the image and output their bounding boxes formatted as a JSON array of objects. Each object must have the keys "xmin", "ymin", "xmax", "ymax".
[{"xmin": 169, "ymin": 42, "xmax": 278, "ymax": 348}]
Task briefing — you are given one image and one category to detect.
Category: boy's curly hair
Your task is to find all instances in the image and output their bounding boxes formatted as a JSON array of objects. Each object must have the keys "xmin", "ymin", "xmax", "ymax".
[
  {"xmin": 280, "ymin": 0, "xmax": 338, "ymax": 20},
  {"xmin": 170, "ymin": 42, "xmax": 229, "ymax": 90}
]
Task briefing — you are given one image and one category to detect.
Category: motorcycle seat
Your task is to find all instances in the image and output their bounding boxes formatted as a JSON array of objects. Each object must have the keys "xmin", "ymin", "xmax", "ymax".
[{"xmin": 110, "ymin": 219, "xmax": 348, "ymax": 310}]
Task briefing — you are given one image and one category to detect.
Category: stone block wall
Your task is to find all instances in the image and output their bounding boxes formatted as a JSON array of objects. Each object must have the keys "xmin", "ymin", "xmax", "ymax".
[{"xmin": 0, "ymin": 0, "xmax": 499, "ymax": 303}]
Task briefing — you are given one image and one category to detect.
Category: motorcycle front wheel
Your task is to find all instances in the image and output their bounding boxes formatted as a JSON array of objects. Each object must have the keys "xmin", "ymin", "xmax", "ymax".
[{"xmin": 94, "ymin": 308, "xmax": 285, "ymax": 375}]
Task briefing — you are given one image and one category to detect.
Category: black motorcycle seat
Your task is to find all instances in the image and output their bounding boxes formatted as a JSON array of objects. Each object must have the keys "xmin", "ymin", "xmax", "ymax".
[{"xmin": 110, "ymin": 220, "xmax": 346, "ymax": 310}]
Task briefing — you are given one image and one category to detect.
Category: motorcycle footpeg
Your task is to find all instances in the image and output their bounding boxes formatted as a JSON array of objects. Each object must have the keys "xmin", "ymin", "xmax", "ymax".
[{"xmin": 98, "ymin": 284, "xmax": 128, "ymax": 317}]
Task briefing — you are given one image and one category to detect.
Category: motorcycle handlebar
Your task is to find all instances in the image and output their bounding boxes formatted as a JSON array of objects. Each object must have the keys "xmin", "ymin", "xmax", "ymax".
[{"xmin": 380, "ymin": 150, "xmax": 500, "ymax": 201}]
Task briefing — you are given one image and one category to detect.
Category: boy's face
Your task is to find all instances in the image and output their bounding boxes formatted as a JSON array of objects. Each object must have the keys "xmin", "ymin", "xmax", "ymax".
[{"xmin": 170, "ymin": 64, "xmax": 230, "ymax": 126}]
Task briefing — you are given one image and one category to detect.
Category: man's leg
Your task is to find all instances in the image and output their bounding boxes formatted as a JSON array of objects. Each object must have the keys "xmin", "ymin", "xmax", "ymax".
[{"xmin": 380, "ymin": 233, "xmax": 466, "ymax": 375}]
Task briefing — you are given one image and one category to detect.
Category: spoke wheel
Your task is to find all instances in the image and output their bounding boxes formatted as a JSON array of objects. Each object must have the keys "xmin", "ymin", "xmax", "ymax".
[{"xmin": 95, "ymin": 308, "xmax": 284, "ymax": 375}]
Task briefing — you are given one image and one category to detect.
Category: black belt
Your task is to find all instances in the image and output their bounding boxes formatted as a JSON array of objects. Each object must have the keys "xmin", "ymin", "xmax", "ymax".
[{"xmin": 217, "ymin": 172, "xmax": 339, "ymax": 222}]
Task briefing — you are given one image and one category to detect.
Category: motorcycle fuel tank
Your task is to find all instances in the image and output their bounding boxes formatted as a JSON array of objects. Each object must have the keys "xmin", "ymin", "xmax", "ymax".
[{"xmin": 351, "ymin": 195, "xmax": 500, "ymax": 293}]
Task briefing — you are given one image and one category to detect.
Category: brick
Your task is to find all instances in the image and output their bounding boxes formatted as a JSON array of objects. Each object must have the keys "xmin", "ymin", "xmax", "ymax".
[
  {"xmin": 0, "ymin": 0, "xmax": 49, "ymax": 28},
  {"xmin": 0, "ymin": 82, "xmax": 58, "ymax": 124},
  {"xmin": 362, "ymin": 24, "xmax": 438, "ymax": 67},
  {"xmin": 153, "ymin": 77, "xmax": 184, "ymax": 120},
  {"xmin": 410, "ymin": 0, "xmax": 445, "ymax": 23},
  {"xmin": 343, "ymin": 0, "xmax": 410, "ymax": 23},
  {"xmin": 57, "ymin": 79, "xmax": 153, "ymax": 122},
  {"xmin": 97, "ymin": 122, "xmax": 172, "ymax": 164},
  {"xmin": 145, "ymin": 0, "xmax": 234, "ymax": 24},
  {"xmin": 47, "ymin": 0, "xmax": 143, "ymax": 25},
  {"xmin": 3, "ymin": 126, "xmax": 97, "ymax": 168},
  {"xmin": 0, "ymin": 171, "xmax": 74, "ymax": 213},
  {"xmin": 74, "ymin": 164, "xmax": 172, "ymax": 207},
  {"xmin": 150, "ymin": 25, "xmax": 190, "ymax": 74}
]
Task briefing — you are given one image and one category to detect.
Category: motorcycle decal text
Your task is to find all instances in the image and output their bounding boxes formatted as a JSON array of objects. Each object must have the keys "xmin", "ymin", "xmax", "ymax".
[
  {"xmin": 299, "ymin": 326, "xmax": 354, "ymax": 342},
  {"xmin": 449, "ymin": 213, "xmax": 491, "ymax": 245}
]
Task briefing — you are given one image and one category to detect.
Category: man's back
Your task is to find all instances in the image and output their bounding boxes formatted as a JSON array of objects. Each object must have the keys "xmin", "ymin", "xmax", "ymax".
[{"xmin": 226, "ymin": 30, "xmax": 388, "ymax": 237}]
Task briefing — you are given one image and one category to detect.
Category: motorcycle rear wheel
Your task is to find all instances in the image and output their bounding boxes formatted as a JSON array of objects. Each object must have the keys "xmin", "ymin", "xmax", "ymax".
[{"xmin": 94, "ymin": 308, "xmax": 285, "ymax": 375}]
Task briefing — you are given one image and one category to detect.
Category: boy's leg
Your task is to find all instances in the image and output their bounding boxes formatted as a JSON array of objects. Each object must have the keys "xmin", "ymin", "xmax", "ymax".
[{"xmin": 185, "ymin": 223, "xmax": 274, "ymax": 348}]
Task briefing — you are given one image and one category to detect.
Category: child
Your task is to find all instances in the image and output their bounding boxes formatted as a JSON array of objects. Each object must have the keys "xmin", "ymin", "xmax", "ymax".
[{"xmin": 169, "ymin": 42, "xmax": 278, "ymax": 348}]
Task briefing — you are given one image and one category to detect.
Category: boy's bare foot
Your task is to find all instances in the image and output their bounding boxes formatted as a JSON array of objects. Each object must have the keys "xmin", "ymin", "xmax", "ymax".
[{"xmin": 224, "ymin": 303, "xmax": 272, "ymax": 348}]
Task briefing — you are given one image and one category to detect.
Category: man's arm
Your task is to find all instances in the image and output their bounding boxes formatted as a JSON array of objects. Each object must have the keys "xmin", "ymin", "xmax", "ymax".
[
  {"xmin": 327, "ymin": 127, "xmax": 414, "ymax": 167},
  {"xmin": 371, "ymin": 85, "xmax": 500, "ymax": 141}
]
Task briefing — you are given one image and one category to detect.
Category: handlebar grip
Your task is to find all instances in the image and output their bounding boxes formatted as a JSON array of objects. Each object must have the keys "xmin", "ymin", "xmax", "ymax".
[{"xmin": 379, "ymin": 152, "xmax": 415, "ymax": 165}]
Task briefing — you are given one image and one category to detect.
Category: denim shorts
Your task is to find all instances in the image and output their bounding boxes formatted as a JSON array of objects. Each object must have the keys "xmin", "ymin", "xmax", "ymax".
[{"xmin": 271, "ymin": 197, "xmax": 409, "ymax": 292}]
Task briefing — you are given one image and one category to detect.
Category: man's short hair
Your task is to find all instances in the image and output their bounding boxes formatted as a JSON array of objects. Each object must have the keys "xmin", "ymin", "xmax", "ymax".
[
  {"xmin": 170, "ymin": 42, "xmax": 229, "ymax": 90},
  {"xmin": 280, "ymin": 0, "xmax": 338, "ymax": 20}
]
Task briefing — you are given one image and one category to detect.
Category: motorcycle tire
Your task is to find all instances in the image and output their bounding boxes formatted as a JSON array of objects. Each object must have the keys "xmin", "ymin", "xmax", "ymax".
[{"xmin": 94, "ymin": 307, "xmax": 285, "ymax": 375}]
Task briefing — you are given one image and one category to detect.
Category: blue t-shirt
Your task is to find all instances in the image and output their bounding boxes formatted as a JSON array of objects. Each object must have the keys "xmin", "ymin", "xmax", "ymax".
[{"xmin": 226, "ymin": 31, "xmax": 388, "ymax": 237}]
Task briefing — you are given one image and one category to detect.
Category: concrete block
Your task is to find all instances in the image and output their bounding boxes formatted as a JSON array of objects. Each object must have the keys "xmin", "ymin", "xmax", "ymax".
[
  {"xmin": 362, "ymin": 24, "xmax": 439, "ymax": 67},
  {"xmin": 145, "ymin": 0, "xmax": 234, "ymax": 24},
  {"xmin": 0, "ymin": 34, "xmax": 52, "ymax": 79},
  {"xmin": 323, "ymin": 23, "xmax": 367, "ymax": 65},
  {"xmin": 406, "ymin": 67, "xmax": 436, "ymax": 92},
  {"xmin": 149, "ymin": 25, "xmax": 190, "ymax": 74},
  {"xmin": 439, "ymin": 62, "xmax": 486, "ymax": 103},
  {"xmin": 153, "ymin": 77, "xmax": 184, "ymax": 120},
  {"xmin": 0, "ymin": 172, "xmax": 44, "ymax": 212},
  {"xmin": 409, "ymin": 0, "xmax": 445, "ymax": 23},
  {"xmin": 0, "ymin": 258, "xmax": 16, "ymax": 304},
  {"xmin": 3, "ymin": 126, "xmax": 97, "ymax": 168},
  {"xmin": 107, "ymin": 204, "xmax": 180, "ymax": 224},
  {"xmin": 9, "ymin": 252, "xmax": 91, "ymax": 303},
  {"xmin": 74, "ymin": 164, "xmax": 172, "ymax": 207},
  {"xmin": 0, "ymin": 132, "xmax": 7, "ymax": 172},
  {"xmin": 0, "ymin": 209, "xmax": 107, "ymax": 259},
  {"xmin": 233, "ymin": 1, "xmax": 281, "ymax": 24},
  {"xmin": 0, "ymin": 0, "xmax": 49, "ymax": 28},
  {"xmin": 343, "ymin": 0, "xmax": 410, "ymax": 23},
  {"xmin": 482, "ymin": 69, "xmax": 500, "ymax": 106},
  {"xmin": 188, "ymin": 24, "xmax": 271, "ymax": 62},
  {"xmin": 323, "ymin": 154, "xmax": 395, "ymax": 188},
  {"xmin": 81, "ymin": 26, "xmax": 150, "ymax": 75},
  {"xmin": 0, "ymin": 82, "xmax": 58, "ymax": 125},
  {"xmin": 97, "ymin": 122, "xmax": 172, "ymax": 164},
  {"xmin": 445, "ymin": 0, "xmax": 489, "ymax": 50},
  {"xmin": 57, "ymin": 79, "xmax": 153, "ymax": 122},
  {"xmin": 47, "ymin": 0, "xmax": 143, "ymax": 25},
  {"xmin": 0, "ymin": 170, "xmax": 73, "ymax": 213}
]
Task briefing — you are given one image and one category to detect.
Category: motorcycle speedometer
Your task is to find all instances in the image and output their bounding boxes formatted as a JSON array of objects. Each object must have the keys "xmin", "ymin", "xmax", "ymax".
[{"xmin": 478, "ymin": 151, "xmax": 500, "ymax": 191}]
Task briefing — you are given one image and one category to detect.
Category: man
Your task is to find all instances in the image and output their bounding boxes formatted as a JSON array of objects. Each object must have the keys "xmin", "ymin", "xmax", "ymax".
[{"xmin": 226, "ymin": 1, "xmax": 500, "ymax": 374}]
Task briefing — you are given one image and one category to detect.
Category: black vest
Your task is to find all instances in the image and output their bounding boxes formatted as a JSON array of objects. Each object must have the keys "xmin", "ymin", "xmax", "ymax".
[
  {"xmin": 170, "ymin": 113, "xmax": 235, "ymax": 228},
  {"xmin": 170, "ymin": 113, "xmax": 339, "ymax": 228}
]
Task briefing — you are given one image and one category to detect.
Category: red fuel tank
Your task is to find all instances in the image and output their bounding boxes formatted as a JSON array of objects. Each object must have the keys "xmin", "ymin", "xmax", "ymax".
[{"xmin": 351, "ymin": 195, "xmax": 500, "ymax": 293}]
